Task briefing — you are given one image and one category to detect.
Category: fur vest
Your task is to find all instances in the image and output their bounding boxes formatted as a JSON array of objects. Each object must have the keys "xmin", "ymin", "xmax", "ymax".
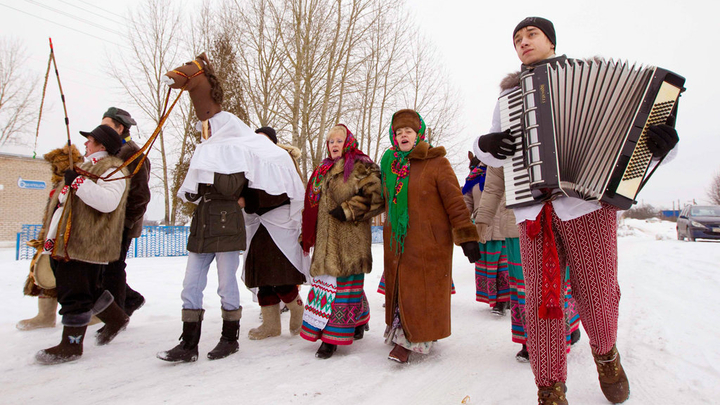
[
  {"xmin": 45, "ymin": 156, "xmax": 129, "ymax": 264},
  {"xmin": 309, "ymin": 158, "xmax": 384, "ymax": 278}
]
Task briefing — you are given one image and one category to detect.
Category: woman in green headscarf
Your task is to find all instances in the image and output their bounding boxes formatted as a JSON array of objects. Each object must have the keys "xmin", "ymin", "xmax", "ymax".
[{"xmin": 381, "ymin": 109, "xmax": 481, "ymax": 363}]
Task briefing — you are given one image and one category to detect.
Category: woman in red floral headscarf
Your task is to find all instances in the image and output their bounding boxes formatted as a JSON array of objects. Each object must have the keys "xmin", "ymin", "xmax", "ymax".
[{"xmin": 299, "ymin": 124, "xmax": 384, "ymax": 359}]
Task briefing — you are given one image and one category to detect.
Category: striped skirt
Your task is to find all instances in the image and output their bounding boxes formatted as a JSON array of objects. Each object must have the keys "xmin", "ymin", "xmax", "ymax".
[
  {"xmin": 475, "ymin": 240, "xmax": 511, "ymax": 306},
  {"xmin": 300, "ymin": 274, "xmax": 369, "ymax": 346}
]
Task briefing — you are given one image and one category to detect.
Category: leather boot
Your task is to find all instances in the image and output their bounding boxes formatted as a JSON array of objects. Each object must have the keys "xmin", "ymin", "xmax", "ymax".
[
  {"xmin": 516, "ymin": 344, "xmax": 530, "ymax": 363},
  {"xmin": 491, "ymin": 301, "xmax": 509, "ymax": 316},
  {"xmin": 388, "ymin": 344, "xmax": 411, "ymax": 363},
  {"xmin": 354, "ymin": 323, "xmax": 369, "ymax": 340},
  {"xmin": 157, "ymin": 309, "xmax": 204, "ymax": 362},
  {"xmin": 96, "ymin": 302, "xmax": 130, "ymax": 346},
  {"xmin": 35, "ymin": 325, "xmax": 87, "ymax": 365},
  {"xmin": 17, "ymin": 296, "xmax": 57, "ymax": 330},
  {"xmin": 315, "ymin": 342, "xmax": 337, "ymax": 359},
  {"xmin": 284, "ymin": 297, "xmax": 304, "ymax": 336},
  {"xmin": 537, "ymin": 382, "xmax": 568, "ymax": 405},
  {"xmin": 208, "ymin": 308, "xmax": 241, "ymax": 360},
  {"xmin": 593, "ymin": 345, "xmax": 630, "ymax": 403},
  {"xmin": 248, "ymin": 304, "xmax": 281, "ymax": 340}
]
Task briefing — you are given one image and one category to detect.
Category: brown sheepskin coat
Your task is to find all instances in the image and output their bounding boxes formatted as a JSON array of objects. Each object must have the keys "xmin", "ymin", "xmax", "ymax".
[
  {"xmin": 383, "ymin": 141, "xmax": 479, "ymax": 343},
  {"xmin": 309, "ymin": 158, "xmax": 384, "ymax": 278}
]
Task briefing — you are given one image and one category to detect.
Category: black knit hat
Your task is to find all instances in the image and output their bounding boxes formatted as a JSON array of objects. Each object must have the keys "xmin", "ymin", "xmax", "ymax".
[
  {"xmin": 103, "ymin": 107, "xmax": 137, "ymax": 128},
  {"xmin": 255, "ymin": 126, "xmax": 277, "ymax": 144},
  {"xmin": 79, "ymin": 125, "xmax": 123, "ymax": 155},
  {"xmin": 513, "ymin": 17, "xmax": 556, "ymax": 47}
]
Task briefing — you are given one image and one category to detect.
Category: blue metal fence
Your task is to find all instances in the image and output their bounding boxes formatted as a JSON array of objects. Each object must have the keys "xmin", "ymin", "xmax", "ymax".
[
  {"xmin": 17, "ymin": 224, "xmax": 384, "ymax": 260},
  {"xmin": 16, "ymin": 225, "xmax": 191, "ymax": 260}
]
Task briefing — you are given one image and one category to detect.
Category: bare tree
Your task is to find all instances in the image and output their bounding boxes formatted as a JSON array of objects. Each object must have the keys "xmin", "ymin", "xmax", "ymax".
[
  {"xmin": 0, "ymin": 37, "xmax": 38, "ymax": 147},
  {"xmin": 708, "ymin": 170, "xmax": 720, "ymax": 205},
  {"xmin": 108, "ymin": 0, "xmax": 185, "ymax": 225}
]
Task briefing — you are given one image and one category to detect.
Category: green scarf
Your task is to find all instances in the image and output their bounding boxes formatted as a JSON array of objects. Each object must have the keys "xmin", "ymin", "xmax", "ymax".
[{"xmin": 380, "ymin": 112, "xmax": 428, "ymax": 253}]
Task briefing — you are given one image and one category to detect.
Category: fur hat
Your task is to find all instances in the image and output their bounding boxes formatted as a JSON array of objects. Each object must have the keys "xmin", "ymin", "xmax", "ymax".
[
  {"xmin": 255, "ymin": 126, "xmax": 277, "ymax": 144},
  {"xmin": 102, "ymin": 107, "xmax": 137, "ymax": 128},
  {"xmin": 391, "ymin": 109, "xmax": 421, "ymax": 134},
  {"xmin": 513, "ymin": 17, "xmax": 556, "ymax": 47},
  {"xmin": 79, "ymin": 125, "xmax": 123, "ymax": 155},
  {"xmin": 43, "ymin": 144, "xmax": 83, "ymax": 185}
]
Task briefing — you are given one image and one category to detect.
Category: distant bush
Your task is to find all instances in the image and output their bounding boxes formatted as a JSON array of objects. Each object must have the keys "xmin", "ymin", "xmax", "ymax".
[{"xmin": 623, "ymin": 204, "xmax": 660, "ymax": 220}]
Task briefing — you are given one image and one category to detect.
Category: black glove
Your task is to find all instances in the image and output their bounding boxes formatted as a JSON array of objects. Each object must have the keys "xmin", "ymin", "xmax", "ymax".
[
  {"xmin": 477, "ymin": 129, "xmax": 516, "ymax": 159},
  {"xmin": 461, "ymin": 241, "xmax": 481, "ymax": 263},
  {"xmin": 329, "ymin": 206, "xmax": 346, "ymax": 221},
  {"xmin": 646, "ymin": 122, "xmax": 678, "ymax": 158},
  {"xmin": 64, "ymin": 169, "xmax": 80, "ymax": 185}
]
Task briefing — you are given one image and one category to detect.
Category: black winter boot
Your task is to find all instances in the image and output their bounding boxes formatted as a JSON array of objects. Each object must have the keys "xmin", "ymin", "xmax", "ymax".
[
  {"xmin": 208, "ymin": 308, "xmax": 241, "ymax": 360},
  {"xmin": 157, "ymin": 309, "xmax": 204, "ymax": 363},
  {"xmin": 96, "ymin": 302, "xmax": 130, "ymax": 346},
  {"xmin": 353, "ymin": 323, "xmax": 369, "ymax": 340},
  {"xmin": 207, "ymin": 320, "xmax": 240, "ymax": 360},
  {"xmin": 36, "ymin": 325, "xmax": 88, "ymax": 365},
  {"xmin": 315, "ymin": 342, "xmax": 337, "ymax": 359}
]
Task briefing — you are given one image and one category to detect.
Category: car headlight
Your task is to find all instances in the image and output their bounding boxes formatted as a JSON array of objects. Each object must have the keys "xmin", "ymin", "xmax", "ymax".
[{"xmin": 690, "ymin": 220, "xmax": 707, "ymax": 228}]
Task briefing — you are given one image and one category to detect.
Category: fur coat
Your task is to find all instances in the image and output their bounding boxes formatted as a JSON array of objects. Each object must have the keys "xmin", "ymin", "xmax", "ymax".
[
  {"xmin": 309, "ymin": 158, "xmax": 384, "ymax": 278},
  {"xmin": 382, "ymin": 141, "xmax": 479, "ymax": 343}
]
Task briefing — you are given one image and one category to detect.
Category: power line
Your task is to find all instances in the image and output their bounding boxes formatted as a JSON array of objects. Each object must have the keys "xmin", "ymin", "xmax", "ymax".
[
  {"xmin": 25, "ymin": 0, "xmax": 125, "ymax": 37},
  {"xmin": 57, "ymin": 0, "xmax": 132, "ymax": 25},
  {"xmin": 0, "ymin": 2, "xmax": 131, "ymax": 51},
  {"xmin": 73, "ymin": 0, "xmax": 130, "ymax": 22}
]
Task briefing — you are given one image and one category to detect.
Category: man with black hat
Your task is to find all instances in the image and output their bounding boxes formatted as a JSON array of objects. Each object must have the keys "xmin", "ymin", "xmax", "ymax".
[
  {"xmin": 473, "ymin": 17, "xmax": 679, "ymax": 404},
  {"xmin": 35, "ymin": 125, "xmax": 132, "ymax": 365},
  {"xmin": 99, "ymin": 107, "xmax": 150, "ymax": 318}
]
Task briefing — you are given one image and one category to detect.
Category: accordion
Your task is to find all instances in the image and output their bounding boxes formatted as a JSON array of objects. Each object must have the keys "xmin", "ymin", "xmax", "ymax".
[{"xmin": 499, "ymin": 59, "xmax": 685, "ymax": 210}]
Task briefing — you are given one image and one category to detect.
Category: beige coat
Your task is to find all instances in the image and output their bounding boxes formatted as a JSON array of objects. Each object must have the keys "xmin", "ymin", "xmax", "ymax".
[
  {"xmin": 474, "ymin": 166, "xmax": 519, "ymax": 238},
  {"xmin": 463, "ymin": 181, "xmax": 504, "ymax": 241}
]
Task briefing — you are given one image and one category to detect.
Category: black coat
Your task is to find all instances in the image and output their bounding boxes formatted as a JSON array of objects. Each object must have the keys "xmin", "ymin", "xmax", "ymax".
[{"xmin": 186, "ymin": 172, "xmax": 248, "ymax": 253}]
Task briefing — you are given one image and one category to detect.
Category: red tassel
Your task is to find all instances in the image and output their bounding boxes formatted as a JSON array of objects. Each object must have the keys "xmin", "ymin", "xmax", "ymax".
[{"xmin": 527, "ymin": 203, "xmax": 564, "ymax": 320}]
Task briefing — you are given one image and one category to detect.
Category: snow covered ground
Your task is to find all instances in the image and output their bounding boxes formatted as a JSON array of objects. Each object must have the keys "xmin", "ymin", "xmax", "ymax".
[{"xmin": 1, "ymin": 219, "xmax": 719, "ymax": 404}]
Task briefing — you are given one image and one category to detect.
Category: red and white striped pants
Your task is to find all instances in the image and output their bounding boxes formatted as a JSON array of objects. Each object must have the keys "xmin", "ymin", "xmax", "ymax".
[{"xmin": 519, "ymin": 205, "xmax": 620, "ymax": 386}]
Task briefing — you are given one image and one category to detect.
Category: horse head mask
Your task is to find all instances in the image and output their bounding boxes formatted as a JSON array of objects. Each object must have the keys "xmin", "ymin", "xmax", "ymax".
[{"xmin": 164, "ymin": 52, "xmax": 223, "ymax": 121}]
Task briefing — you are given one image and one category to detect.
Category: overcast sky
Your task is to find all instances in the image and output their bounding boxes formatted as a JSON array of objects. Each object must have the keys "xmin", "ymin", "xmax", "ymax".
[{"xmin": 1, "ymin": 0, "xmax": 717, "ymax": 219}]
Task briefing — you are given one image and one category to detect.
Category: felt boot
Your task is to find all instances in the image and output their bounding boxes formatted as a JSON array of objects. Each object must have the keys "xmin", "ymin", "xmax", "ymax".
[
  {"xmin": 285, "ymin": 297, "xmax": 304, "ymax": 336},
  {"xmin": 96, "ymin": 302, "xmax": 130, "ymax": 346},
  {"xmin": 157, "ymin": 309, "xmax": 204, "ymax": 363},
  {"xmin": 248, "ymin": 304, "xmax": 281, "ymax": 340},
  {"xmin": 35, "ymin": 325, "xmax": 87, "ymax": 365},
  {"xmin": 17, "ymin": 296, "xmax": 57, "ymax": 330},
  {"xmin": 207, "ymin": 308, "xmax": 241, "ymax": 360}
]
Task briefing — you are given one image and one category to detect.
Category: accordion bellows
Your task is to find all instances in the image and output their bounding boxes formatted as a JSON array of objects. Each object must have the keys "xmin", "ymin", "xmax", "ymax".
[{"xmin": 500, "ymin": 59, "xmax": 685, "ymax": 210}]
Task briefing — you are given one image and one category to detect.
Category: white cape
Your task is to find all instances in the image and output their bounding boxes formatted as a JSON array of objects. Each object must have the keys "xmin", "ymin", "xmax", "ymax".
[{"xmin": 178, "ymin": 111, "xmax": 305, "ymax": 218}]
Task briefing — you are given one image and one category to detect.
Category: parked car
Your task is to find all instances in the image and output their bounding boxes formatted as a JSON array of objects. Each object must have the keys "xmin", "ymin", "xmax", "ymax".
[{"xmin": 676, "ymin": 205, "xmax": 720, "ymax": 241}]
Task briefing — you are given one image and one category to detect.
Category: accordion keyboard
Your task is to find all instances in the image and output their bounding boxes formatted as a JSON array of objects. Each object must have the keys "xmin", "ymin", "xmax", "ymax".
[{"xmin": 499, "ymin": 88, "xmax": 534, "ymax": 208}]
